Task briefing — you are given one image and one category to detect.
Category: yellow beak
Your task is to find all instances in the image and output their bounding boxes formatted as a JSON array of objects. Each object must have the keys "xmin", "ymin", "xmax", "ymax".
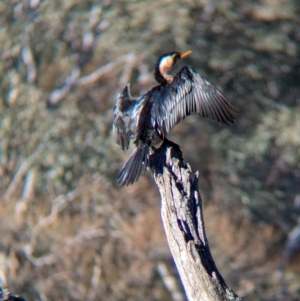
[{"xmin": 180, "ymin": 50, "xmax": 192, "ymax": 59}]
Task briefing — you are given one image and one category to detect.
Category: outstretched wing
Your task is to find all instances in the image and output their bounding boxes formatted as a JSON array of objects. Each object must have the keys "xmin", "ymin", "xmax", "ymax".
[
  {"xmin": 113, "ymin": 84, "xmax": 146, "ymax": 151},
  {"xmin": 113, "ymin": 84, "xmax": 137, "ymax": 151},
  {"xmin": 151, "ymin": 66, "xmax": 237, "ymax": 134}
]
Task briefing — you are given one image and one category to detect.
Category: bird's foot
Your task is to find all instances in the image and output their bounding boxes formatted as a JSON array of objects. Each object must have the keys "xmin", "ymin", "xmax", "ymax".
[{"xmin": 162, "ymin": 138, "xmax": 183, "ymax": 156}]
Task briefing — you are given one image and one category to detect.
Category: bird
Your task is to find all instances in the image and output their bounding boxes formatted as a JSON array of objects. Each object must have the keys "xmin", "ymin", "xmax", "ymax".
[{"xmin": 113, "ymin": 50, "xmax": 236, "ymax": 186}]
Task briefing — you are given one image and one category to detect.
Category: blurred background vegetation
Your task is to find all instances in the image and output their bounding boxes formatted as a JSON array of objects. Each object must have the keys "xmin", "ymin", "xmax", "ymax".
[{"xmin": 0, "ymin": 0, "xmax": 299, "ymax": 300}]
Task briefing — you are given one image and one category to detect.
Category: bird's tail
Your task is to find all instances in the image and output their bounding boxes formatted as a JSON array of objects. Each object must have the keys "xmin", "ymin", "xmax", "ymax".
[{"xmin": 118, "ymin": 145, "xmax": 149, "ymax": 186}]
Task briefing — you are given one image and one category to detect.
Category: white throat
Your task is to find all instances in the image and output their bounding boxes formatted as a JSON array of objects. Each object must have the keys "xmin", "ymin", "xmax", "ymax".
[{"xmin": 159, "ymin": 56, "xmax": 174, "ymax": 83}]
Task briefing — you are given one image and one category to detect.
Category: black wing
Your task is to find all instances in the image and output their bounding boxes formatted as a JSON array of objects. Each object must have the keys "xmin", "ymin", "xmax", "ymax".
[
  {"xmin": 151, "ymin": 66, "xmax": 237, "ymax": 134},
  {"xmin": 113, "ymin": 84, "xmax": 146, "ymax": 151}
]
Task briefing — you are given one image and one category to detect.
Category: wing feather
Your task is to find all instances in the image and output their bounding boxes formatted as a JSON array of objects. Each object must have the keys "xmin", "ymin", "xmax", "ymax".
[
  {"xmin": 151, "ymin": 66, "xmax": 237, "ymax": 134},
  {"xmin": 113, "ymin": 84, "xmax": 147, "ymax": 151}
]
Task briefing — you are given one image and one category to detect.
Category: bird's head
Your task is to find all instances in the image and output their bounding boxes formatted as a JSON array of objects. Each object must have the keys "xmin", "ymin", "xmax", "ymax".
[{"xmin": 154, "ymin": 50, "xmax": 192, "ymax": 84}]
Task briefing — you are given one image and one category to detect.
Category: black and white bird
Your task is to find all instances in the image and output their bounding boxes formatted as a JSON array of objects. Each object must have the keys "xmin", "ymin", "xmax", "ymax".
[{"xmin": 113, "ymin": 50, "xmax": 236, "ymax": 186}]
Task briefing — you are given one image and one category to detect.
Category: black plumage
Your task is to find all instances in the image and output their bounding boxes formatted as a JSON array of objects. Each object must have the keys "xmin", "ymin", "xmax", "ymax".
[{"xmin": 113, "ymin": 51, "xmax": 236, "ymax": 186}]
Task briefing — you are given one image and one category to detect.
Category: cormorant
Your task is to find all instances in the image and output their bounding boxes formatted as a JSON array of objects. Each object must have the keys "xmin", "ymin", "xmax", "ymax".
[{"xmin": 113, "ymin": 50, "xmax": 236, "ymax": 186}]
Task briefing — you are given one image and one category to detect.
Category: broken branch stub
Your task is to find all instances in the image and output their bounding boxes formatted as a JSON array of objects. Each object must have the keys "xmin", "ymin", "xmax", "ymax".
[{"xmin": 149, "ymin": 140, "xmax": 241, "ymax": 301}]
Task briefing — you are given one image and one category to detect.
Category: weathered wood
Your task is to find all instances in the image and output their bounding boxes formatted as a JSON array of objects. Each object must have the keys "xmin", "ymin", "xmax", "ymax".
[
  {"xmin": 149, "ymin": 140, "xmax": 242, "ymax": 301},
  {"xmin": 0, "ymin": 287, "xmax": 26, "ymax": 301}
]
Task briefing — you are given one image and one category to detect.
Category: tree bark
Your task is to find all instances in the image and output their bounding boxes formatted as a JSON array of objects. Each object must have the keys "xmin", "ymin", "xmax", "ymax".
[{"xmin": 149, "ymin": 140, "xmax": 242, "ymax": 301}]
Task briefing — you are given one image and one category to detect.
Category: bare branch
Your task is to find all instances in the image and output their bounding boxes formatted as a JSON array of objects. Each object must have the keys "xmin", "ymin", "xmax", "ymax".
[
  {"xmin": 149, "ymin": 140, "xmax": 242, "ymax": 301},
  {"xmin": 47, "ymin": 52, "xmax": 136, "ymax": 107},
  {"xmin": 4, "ymin": 146, "xmax": 43, "ymax": 202},
  {"xmin": 75, "ymin": 53, "xmax": 135, "ymax": 87},
  {"xmin": 22, "ymin": 36, "xmax": 36, "ymax": 84},
  {"xmin": 157, "ymin": 262, "xmax": 185, "ymax": 301}
]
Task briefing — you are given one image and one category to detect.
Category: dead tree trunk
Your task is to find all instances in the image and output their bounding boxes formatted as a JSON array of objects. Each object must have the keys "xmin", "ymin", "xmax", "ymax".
[{"xmin": 149, "ymin": 140, "xmax": 242, "ymax": 301}]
